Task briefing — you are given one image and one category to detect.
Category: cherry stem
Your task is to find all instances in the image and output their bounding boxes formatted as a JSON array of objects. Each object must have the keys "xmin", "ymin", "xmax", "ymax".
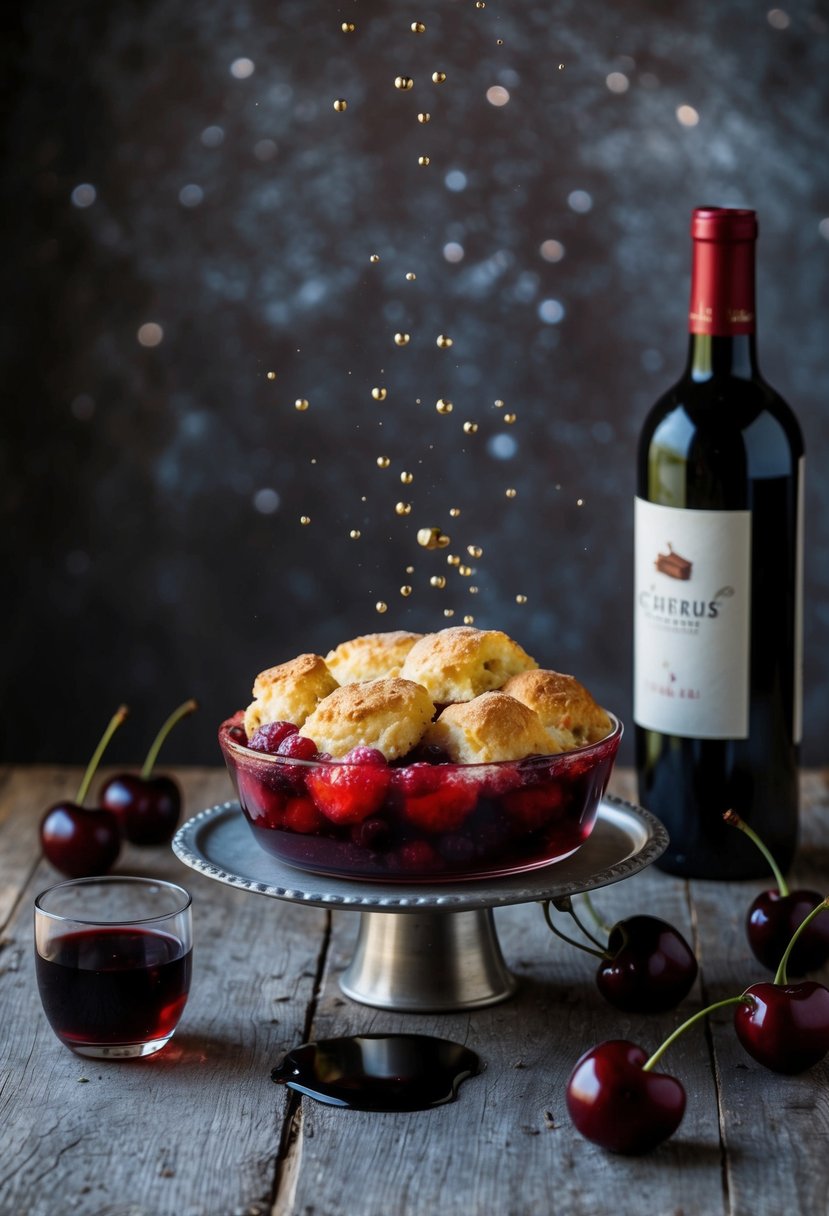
[
  {"xmin": 141, "ymin": 699, "xmax": 198, "ymax": 779},
  {"xmin": 555, "ymin": 894, "xmax": 608, "ymax": 952},
  {"xmin": 643, "ymin": 995, "xmax": 751, "ymax": 1073},
  {"xmin": 542, "ymin": 900, "xmax": 607, "ymax": 961},
  {"xmin": 722, "ymin": 808, "xmax": 788, "ymax": 897},
  {"xmin": 580, "ymin": 890, "xmax": 612, "ymax": 937},
  {"xmin": 773, "ymin": 896, "xmax": 829, "ymax": 986},
  {"xmin": 75, "ymin": 706, "xmax": 129, "ymax": 804}
]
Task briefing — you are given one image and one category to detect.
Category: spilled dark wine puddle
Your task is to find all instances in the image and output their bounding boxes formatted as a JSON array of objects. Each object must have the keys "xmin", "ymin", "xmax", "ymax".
[{"xmin": 271, "ymin": 1033, "xmax": 480, "ymax": 1111}]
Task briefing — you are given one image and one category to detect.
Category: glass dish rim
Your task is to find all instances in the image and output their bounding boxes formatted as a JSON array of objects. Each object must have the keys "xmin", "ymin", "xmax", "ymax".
[{"xmin": 34, "ymin": 874, "xmax": 192, "ymax": 926}]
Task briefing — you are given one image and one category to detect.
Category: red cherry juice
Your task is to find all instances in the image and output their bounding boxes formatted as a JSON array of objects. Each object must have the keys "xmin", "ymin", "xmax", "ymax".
[{"xmin": 36, "ymin": 926, "xmax": 192, "ymax": 1048}]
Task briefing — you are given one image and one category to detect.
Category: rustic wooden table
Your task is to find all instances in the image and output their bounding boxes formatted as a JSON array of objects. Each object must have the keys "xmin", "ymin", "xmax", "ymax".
[{"xmin": 2, "ymin": 766, "xmax": 828, "ymax": 1216}]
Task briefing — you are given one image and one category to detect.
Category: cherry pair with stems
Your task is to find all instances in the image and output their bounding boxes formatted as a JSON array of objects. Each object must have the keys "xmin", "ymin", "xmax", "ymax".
[
  {"xmin": 564, "ymin": 897, "xmax": 829, "ymax": 1154},
  {"xmin": 39, "ymin": 700, "xmax": 197, "ymax": 877}
]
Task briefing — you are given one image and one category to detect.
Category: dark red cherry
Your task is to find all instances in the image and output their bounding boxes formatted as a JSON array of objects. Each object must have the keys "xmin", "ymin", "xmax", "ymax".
[
  {"xmin": 566, "ymin": 1040, "xmax": 686, "ymax": 1155},
  {"xmin": 597, "ymin": 916, "xmax": 698, "ymax": 1013},
  {"xmin": 747, "ymin": 889, "xmax": 829, "ymax": 975},
  {"xmin": 734, "ymin": 981, "xmax": 829, "ymax": 1074},
  {"xmin": 100, "ymin": 700, "xmax": 196, "ymax": 845},
  {"xmin": 40, "ymin": 706, "xmax": 128, "ymax": 877},
  {"xmin": 248, "ymin": 720, "xmax": 298, "ymax": 753},
  {"xmin": 39, "ymin": 804, "xmax": 121, "ymax": 878}
]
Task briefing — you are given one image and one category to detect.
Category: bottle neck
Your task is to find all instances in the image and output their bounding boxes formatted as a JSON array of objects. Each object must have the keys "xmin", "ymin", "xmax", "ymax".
[
  {"xmin": 687, "ymin": 333, "xmax": 758, "ymax": 381},
  {"xmin": 687, "ymin": 230, "xmax": 757, "ymax": 380}
]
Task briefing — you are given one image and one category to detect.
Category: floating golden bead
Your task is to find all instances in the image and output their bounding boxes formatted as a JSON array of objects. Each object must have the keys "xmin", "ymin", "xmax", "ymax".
[
  {"xmin": 376, "ymin": 456, "xmax": 390, "ymax": 468},
  {"xmin": 467, "ymin": 544, "xmax": 483, "ymax": 558},
  {"xmin": 266, "ymin": 371, "xmax": 277, "ymax": 380},
  {"xmin": 496, "ymin": 38, "xmax": 504, "ymax": 45},
  {"xmin": 476, "ymin": 1, "xmax": 486, "ymax": 8},
  {"xmin": 459, "ymin": 565, "xmax": 473, "ymax": 577},
  {"xmin": 349, "ymin": 529, "xmax": 361, "ymax": 539},
  {"xmin": 436, "ymin": 334, "xmax": 453, "ymax": 348},
  {"xmin": 469, "ymin": 586, "xmax": 479, "ymax": 594},
  {"xmin": 371, "ymin": 386, "xmax": 387, "ymax": 401},
  {"xmin": 369, "ymin": 253, "xmax": 380, "ymax": 263},
  {"xmin": 418, "ymin": 155, "xmax": 431, "ymax": 166},
  {"xmin": 494, "ymin": 399, "xmax": 504, "ymax": 409},
  {"xmin": 463, "ymin": 614, "xmax": 474, "ymax": 624},
  {"xmin": 515, "ymin": 594, "xmax": 528, "ymax": 604},
  {"xmin": 417, "ymin": 112, "xmax": 431, "ymax": 123},
  {"xmin": 443, "ymin": 608, "xmax": 455, "ymax": 618},
  {"xmin": 300, "ymin": 515, "xmax": 311, "ymax": 525},
  {"xmin": 436, "ymin": 398, "xmax": 453, "ymax": 414},
  {"xmin": 341, "ymin": 21, "xmax": 355, "ymax": 32},
  {"xmin": 447, "ymin": 554, "xmax": 461, "ymax": 566},
  {"xmin": 333, "ymin": 99, "xmax": 347, "ymax": 112},
  {"xmin": 417, "ymin": 526, "xmax": 450, "ymax": 550},
  {"xmin": 400, "ymin": 471, "xmax": 414, "ymax": 484},
  {"xmin": 430, "ymin": 575, "xmax": 446, "ymax": 589},
  {"xmin": 405, "ymin": 272, "xmax": 416, "ymax": 281},
  {"xmin": 376, "ymin": 601, "xmax": 388, "ymax": 614},
  {"xmin": 400, "ymin": 585, "xmax": 412, "ymax": 597},
  {"xmin": 505, "ymin": 487, "xmax": 517, "ymax": 498},
  {"xmin": 395, "ymin": 501, "xmax": 412, "ymax": 515},
  {"xmin": 395, "ymin": 75, "xmax": 414, "ymax": 90},
  {"xmin": 411, "ymin": 21, "xmax": 426, "ymax": 33},
  {"xmin": 432, "ymin": 70, "xmax": 446, "ymax": 83},
  {"xmin": 462, "ymin": 421, "xmax": 478, "ymax": 434},
  {"xmin": 449, "ymin": 507, "xmax": 460, "ymax": 517},
  {"xmin": 504, "ymin": 412, "xmax": 517, "ymax": 424},
  {"xmin": 406, "ymin": 565, "xmax": 414, "ymax": 574},
  {"xmin": 394, "ymin": 332, "xmax": 411, "ymax": 345},
  {"xmin": 295, "ymin": 398, "xmax": 309, "ymax": 411}
]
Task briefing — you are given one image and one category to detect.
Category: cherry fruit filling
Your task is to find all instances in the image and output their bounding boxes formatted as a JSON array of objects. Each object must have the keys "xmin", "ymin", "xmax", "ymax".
[{"xmin": 219, "ymin": 713, "xmax": 621, "ymax": 881}]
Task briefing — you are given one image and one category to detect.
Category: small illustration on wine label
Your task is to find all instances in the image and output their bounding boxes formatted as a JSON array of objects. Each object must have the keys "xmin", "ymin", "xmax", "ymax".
[{"xmin": 654, "ymin": 543, "xmax": 692, "ymax": 581}]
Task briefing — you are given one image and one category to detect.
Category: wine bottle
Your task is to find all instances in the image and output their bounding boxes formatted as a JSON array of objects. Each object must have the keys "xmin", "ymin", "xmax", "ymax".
[{"xmin": 634, "ymin": 207, "xmax": 804, "ymax": 879}]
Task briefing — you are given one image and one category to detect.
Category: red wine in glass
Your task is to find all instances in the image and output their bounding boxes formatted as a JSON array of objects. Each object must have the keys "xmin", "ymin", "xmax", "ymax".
[{"xmin": 36, "ymin": 927, "xmax": 192, "ymax": 1051}]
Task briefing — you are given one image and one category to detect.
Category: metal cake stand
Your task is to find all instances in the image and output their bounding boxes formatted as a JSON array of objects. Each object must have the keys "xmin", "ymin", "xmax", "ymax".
[{"xmin": 172, "ymin": 795, "xmax": 667, "ymax": 1013}]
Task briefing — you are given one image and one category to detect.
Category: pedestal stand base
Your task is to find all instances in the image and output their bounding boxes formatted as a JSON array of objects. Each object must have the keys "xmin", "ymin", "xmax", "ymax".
[{"xmin": 340, "ymin": 909, "xmax": 517, "ymax": 1011}]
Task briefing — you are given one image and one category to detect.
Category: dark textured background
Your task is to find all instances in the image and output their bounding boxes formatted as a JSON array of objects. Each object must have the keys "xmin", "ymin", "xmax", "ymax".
[{"xmin": 4, "ymin": 0, "xmax": 828, "ymax": 768}]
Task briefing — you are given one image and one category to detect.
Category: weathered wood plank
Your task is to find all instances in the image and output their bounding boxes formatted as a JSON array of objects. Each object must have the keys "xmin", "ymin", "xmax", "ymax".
[
  {"xmin": 0, "ymin": 768, "xmax": 327, "ymax": 1216},
  {"xmin": 279, "ymin": 837, "xmax": 726, "ymax": 1216},
  {"xmin": 0, "ymin": 766, "xmax": 78, "ymax": 932}
]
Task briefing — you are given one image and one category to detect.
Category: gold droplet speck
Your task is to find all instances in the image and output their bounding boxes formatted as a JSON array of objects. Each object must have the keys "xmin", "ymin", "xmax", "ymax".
[
  {"xmin": 476, "ymin": 0, "xmax": 486, "ymax": 7},
  {"xmin": 395, "ymin": 501, "xmax": 412, "ymax": 516},
  {"xmin": 463, "ymin": 614, "xmax": 474, "ymax": 624},
  {"xmin": 333, "ymin": 99, "xmax": 347, "ymax": 112},
  {"xmin": 430, "ymin": 575, "xmax": 446, "ymax": 589},
  {"xmin": 341, "ymin": 22, "xmax": 355, "ymax": 32},
  {"xmin": 436, "ymin": 334, "xmax": 453, "ymax": 348},
  {"xmin": 467, "ymin": 544, "xmax": 483, "ymax": 558},
  {"xmin": 395, "ymin": 76, "xmax": 414, "ymax": 90},
  {"xmin": 295, "ymin": 398, "xmax": 309, "ymax": 411},
  {"xmin": 405, "ymin": 272, "xmax": 416, "ymax": 281},
  {"xmin": 449, "ymin": 507, "xmax": 460, "ymax": 517},
  {"xmin": 459, "ymin": 565, "xmax": 473, "ymax": 577},
  {"xmin": 400, "ymin": 585, "xmax": 412, "ymax": 597},
  {"xmin": 376, "ymin": 456, "xmax": 390, "ymax": 468},
  {"xmin": 516, "ymin": 594, "xmax": 528, "ymax": 605},
  {"xmin": 436, "ymin": 398, "xmax": 453, "ymax": 414},
  {"xmin": 350, "ymin": 529, "xmax": 361, "ymax": 539},
  {"xmin": 418, "ymin": 156, "xmax": 431, "ymax": 166},
  {"xmin": 417, "ymin": 526, "xmax": 450, "ymax": 550},
  {"xmin": 394, "ymin": 332, "xmax": 411, "ymax": 345},
  {"xmin": 370, "ymin": 253, "xmax": 380, "ymax": 263},
  {"xmin": 505, "ymin": 487, "xmax": 517, "ymax": 498},
  {"xmin": 463, "ymin": 421, "xmax": 479, "ymax": 434},
  {"xmin": 411, "ymin": 21, "xmax": 426, "ymax": 33},
  {"xmin": 376, "ymin": 601, "xmax": 388, "ymax": 614},
  {"xmin": 469, "ymin": 585, "xmax": 479, "ymax": 594},
  {"xmin": 447, "ymin": 554, "xmax": 461, "ymax": 566},
  {"xmin": 497, "ymin": 38, "xmax": 504, "ymax": 45},
  {"xmin": 443, "ymin": 608, "xmax": 455, "ymax": 618},
  {"xmin": 266, "ymin": 371, "xmax": 277, "ymax": 380},
  {"xmin": 400, "ymin": 471, "xmax": 414, "ymax": 484},
  {"xmin": 300, "ymin": 515, "xmax": 311, "ymax": 526},
  {"xmin": 418, "ymin": 112, "xmax": 431, "ymax": 124},
  {"xmin": 432, "ymin": 71, "xmax": 447, "ymax": 84},
  {"xmin": 504, "ymin": 412, "xmax": 517, "ymax": 424},
  {"xmin": 372, "ymin": 386, "xmax": 387, "ymax": 401}
]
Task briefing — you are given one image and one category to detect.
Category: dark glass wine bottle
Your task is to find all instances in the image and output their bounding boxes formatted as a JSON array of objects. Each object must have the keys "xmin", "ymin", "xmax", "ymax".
[{"xmin": 634, "ymin": 207, "xmax": 803, "ymax": 879}]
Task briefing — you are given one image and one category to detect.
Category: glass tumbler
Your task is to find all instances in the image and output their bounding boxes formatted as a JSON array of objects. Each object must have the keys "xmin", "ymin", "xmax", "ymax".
[{"xmin": 34, "ymin": 875, "xmax": 193, "ymax": 1059}]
